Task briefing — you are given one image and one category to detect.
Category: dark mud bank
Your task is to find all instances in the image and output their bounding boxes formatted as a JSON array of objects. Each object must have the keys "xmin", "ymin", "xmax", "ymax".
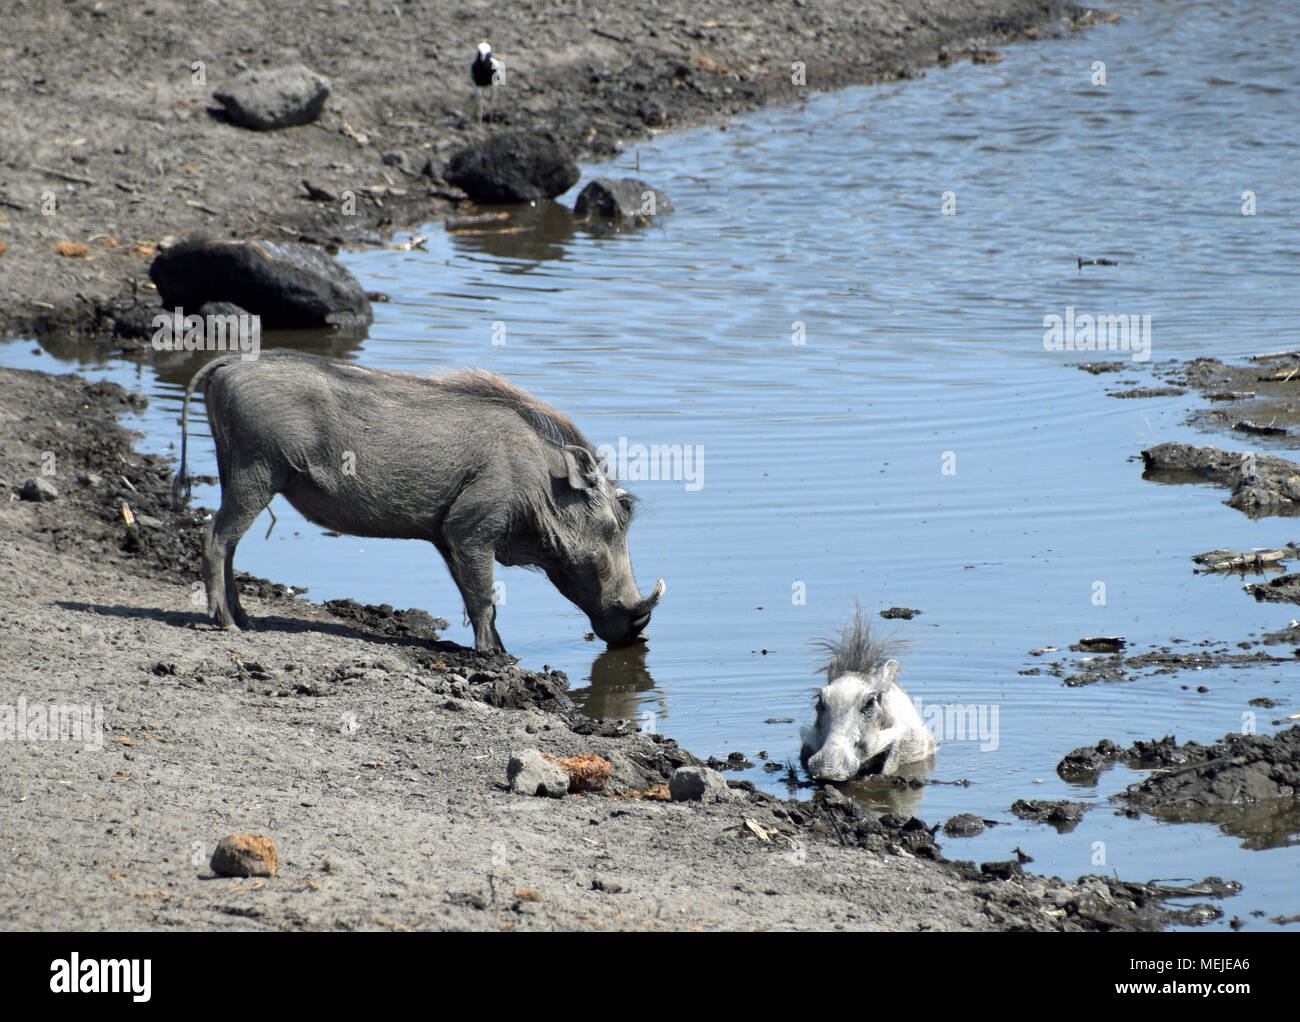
[{"xmin": 1060, "ymin": 729, "xmax": 1300, "ymax": 852}]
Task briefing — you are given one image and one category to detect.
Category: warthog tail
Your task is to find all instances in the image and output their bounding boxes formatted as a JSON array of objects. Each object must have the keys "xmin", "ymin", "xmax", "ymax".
[{"xmin": 171, "ymin": 355, "xmax": 238, "ymax": 509}]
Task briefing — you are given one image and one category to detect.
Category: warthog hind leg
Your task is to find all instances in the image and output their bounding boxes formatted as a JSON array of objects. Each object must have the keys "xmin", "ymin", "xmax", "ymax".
[{"xmin": 203, "ymin": 471, "xmax": 277, "ymax": 630}]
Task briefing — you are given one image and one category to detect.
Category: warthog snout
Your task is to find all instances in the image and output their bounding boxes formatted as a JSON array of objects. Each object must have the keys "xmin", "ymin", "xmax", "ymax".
[
  {"xmin": 594, "ymin": 579, "xmax": 665, "ymax": 644},
  {"xmin": 806, "ymin": 738, "xmax": 859, "ymax": 784}
]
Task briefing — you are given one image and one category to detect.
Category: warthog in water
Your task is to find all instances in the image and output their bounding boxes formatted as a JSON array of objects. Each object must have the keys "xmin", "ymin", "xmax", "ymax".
[
  {"xmin": 172, "ymin": 351, "xmax": 664, "ymax": 653},
  {"xmin": 800, "ymin": 608, "xmax": 937, "ymax": 781}
]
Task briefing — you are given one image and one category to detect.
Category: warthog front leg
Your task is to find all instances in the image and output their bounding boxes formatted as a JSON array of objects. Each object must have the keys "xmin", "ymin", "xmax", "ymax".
[
  {"xmin": 440, "ymin": 483, "xmax": 510, "ymax": 653},
  {"xmin": 870, "ymin": 724, "xmax": 924, "ymax": 775},
  {"xmin": 439, "ymin": 541, "xmax": 503, "ymax": 653}
]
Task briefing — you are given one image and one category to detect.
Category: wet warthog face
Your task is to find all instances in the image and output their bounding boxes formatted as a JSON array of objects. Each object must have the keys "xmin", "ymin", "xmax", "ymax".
[
  {"xmin": 800, "ymin": 609, "xmax": 937, "ymax": 781},
  {"xmin": 800, "ymin": 663, "xmax": 935, "ymax": 780},
  {"xmin": 539, "ymin": 444, "xmax": 664, "ymax": 645}
]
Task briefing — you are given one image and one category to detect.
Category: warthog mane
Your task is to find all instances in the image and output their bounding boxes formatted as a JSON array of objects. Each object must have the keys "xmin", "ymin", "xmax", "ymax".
[
  {"xmin": 438, "ymin": 370, "xmax": 592, "ymax": 453},
  {"xmin": 812, "ymin": 603, "xmax": 906, "ymax": 682}
]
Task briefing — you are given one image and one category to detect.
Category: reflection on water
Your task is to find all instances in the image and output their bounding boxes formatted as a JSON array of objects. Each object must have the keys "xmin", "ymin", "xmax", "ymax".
[
  {"xmin": 447, "ymin": 201, "xmax": 583, "ymax": 267},
  {"xmin": 1151, "ymin": 800, "xmax": 1300, "ymax": 852},
  {"xmin": 572, "ymin": 642, "xmax": 659, "ymax": 723},
  {"xmin": 836, "ymin": 759, "xmax": 936, "ymax": 818},
  {"xmin": 32, "ymin": 324, "xmax": 366, "ymax": 388}
]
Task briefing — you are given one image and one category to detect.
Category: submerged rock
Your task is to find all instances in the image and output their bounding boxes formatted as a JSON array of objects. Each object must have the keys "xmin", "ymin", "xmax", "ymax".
[
  {"xmin": 1120, "ymin": 726, "xmax": 1300, "ymax": 813},
  {"xmin": 149, "ymin": 238, "xmax": 372, "ymax": 329},
  {"xmin": 1141, "ymin": 441, "xmax": 1300, "ymax": 516},
  {"xmin": 942, "ymin": 813, "xmax": 986, "ymax": 837},
  {"xmin": 443, "ymin": 131, "xmax": 579, "ymax": 204},
  {"xmin": 1010, "ymin": 799, "xmax": 1091, "ymax": 829},
  {"xmin": 574, "ymin": 178, "xmax": 673, "ymax": 223},
  {"xmin": 1056, "ymin": 739, "xmax": 1129, "ymax": 783},
  {"xmin": 1245, "ymin": 573, "xmax": 1300, "ymax": 604}
]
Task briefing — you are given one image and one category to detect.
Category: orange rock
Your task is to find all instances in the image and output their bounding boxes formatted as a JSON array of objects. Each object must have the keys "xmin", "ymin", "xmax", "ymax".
[
  {"xmin": 210, "ymin": 834, "xmax": 279, "ymax": 877},
  {"xmin": 55, "ymin": 241, "xmax": 91, "ymax": 258},
  {"xmin": 544, "ymin": 752, "xmax": 613, "ymax": 792}
]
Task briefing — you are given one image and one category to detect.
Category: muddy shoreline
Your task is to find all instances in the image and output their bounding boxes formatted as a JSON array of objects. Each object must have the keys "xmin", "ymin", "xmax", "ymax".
[{"xmin": 0, "ymin": 0, "xmax": 1104, "ymax": 345}]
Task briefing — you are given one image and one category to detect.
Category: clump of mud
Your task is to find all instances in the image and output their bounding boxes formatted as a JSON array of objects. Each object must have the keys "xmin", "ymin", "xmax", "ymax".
[
  {"xmin": 1010, "ymin": 799, "xmax": 1091, "ymax": 830},
  {"xmin": 325, "ymin": 599, "xmax": 450, "ymax": 640},
  {"xmin": 1024, "ymin": 638, "xmax": 1291, "ymax": 687},
  {"xmin": 1058, "ymin": 728, "xmax": 1300, "ymax": 850}
]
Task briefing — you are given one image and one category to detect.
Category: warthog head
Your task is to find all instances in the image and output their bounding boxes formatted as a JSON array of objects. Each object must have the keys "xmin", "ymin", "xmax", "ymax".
[
  {"xmin": 533, "ymin": 443, "xmax": 664, "ymax": 645},
  {"xmin": 800, "ymin": 608, "xmax": 936, "ymax": 781}
]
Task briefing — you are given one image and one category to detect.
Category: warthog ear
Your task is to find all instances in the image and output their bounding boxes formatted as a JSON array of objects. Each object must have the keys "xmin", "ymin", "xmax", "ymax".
[
  {"xmin": 552, "ymin": 444, "xmax": 603, "ymax": 492},
  {"xmin": 879, "ymin": 659, "xmax": 900, "ymax": 685}
]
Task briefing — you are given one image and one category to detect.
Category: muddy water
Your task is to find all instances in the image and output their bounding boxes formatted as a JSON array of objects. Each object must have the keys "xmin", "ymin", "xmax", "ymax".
[{"xmin": 7, "ymin": 0, "xmax": 1300, "ymax": 928}]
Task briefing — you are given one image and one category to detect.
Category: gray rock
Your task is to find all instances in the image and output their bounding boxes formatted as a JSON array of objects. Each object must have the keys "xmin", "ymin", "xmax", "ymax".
[
  {"xmin": 507, "ymin": 749, "xmax": 569, "ymax": 798},
  {"xmin": 213, "ymin": 64, "xmax": 330, "ymax": 131},
  {"xmin": 443, "ymin": 131, "xmax": 579, "ymax": 204},
  {"xmin": 638, "ymin": 100, "xmax": 667, "ymax": 127},
  {"xmin": 668, "ymin": 765, "xmax": 735, "ymax": 803},
  {"xmin": 19, "ymin": 477, "xmax": 58, "ymax": 502},
  {"xmin": 574, "ymin": 178, "xmax": 673, "ymax": 223},
  {"xmin": 815, "ymin": 785, "xmax": 852, "ymax": 808}
]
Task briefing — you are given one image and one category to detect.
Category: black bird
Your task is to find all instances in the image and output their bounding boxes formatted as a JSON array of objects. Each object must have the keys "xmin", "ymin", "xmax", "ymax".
[{"xmin": 470, "ymin": 42, "xmax": 504, "ymax": 126}]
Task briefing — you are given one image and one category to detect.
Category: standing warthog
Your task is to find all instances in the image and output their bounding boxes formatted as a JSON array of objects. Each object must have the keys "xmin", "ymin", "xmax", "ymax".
[
  {"xmin": 800, "ymin": 608, "xmax": 937, "ymax": 781},
  {"xmin": 172, "ymin": 351, "xmax": 664, "ymax": 653}
]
